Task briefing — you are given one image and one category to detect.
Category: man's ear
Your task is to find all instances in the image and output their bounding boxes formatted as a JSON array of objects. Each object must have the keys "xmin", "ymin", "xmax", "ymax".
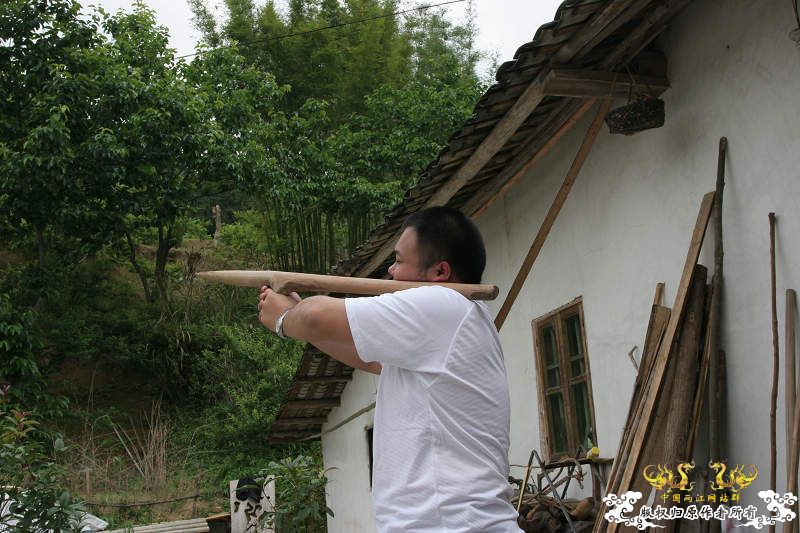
[{"xmin": 428, "ymin": 261, "xmax": 452, "ymax": 282}]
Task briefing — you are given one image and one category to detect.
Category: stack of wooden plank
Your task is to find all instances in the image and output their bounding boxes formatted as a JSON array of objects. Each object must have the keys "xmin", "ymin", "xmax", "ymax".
[{"xmin": 593, "ymin": 191, "xmax": 718, "ymax": 533}]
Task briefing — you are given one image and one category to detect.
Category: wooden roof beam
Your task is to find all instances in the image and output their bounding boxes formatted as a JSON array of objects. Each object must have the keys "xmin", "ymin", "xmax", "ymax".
[{"xmin": 544, "ymin": 69, "xmax": 669, "ymax": 99}]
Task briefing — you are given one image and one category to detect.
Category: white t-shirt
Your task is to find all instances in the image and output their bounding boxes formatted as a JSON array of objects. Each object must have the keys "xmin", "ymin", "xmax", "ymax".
[{"xmin": 345, "ymin": 286, "xmax": 521, "ymax": 533}]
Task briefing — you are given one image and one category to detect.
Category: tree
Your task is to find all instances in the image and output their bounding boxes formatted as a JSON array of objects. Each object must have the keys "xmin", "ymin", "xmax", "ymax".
[
  {"xmin": 0, "ymin": 0, "xmax": 107, "ymax": 272},
  {"xmin": 191, "ymin": 0, "xmax": 412, "ymax": 121},
  {"xmin": 92, "ymin": 6, "xmax": 289, "ymax": 303}
]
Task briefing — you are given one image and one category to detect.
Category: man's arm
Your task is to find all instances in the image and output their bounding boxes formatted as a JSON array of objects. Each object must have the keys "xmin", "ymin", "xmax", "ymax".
[{"xmin": 258, "ymin": 288, "xmax": 381, "ymax": 375}]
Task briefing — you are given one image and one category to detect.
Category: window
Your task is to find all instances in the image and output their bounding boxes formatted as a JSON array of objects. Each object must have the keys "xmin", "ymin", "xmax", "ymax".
[{"xmin": 533, "ymin": 299, "xmax": 597, "ymax": 460}]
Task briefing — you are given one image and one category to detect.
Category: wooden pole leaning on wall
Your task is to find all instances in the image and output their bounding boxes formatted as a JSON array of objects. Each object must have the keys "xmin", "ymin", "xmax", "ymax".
[
  {"xmin": 769, "ymin": 212, "xmax": 779, "ymax": 533},
  {"xmin": 784, "ymin": 289, "xmax": 799, "ymax": 533},
  {"xmin": 493, "ymin": 98, "xmax": 612, "ymax": 330},
  {"xmin": 707, "ymin": 137, "xmax": 726, "ymax": 533}
]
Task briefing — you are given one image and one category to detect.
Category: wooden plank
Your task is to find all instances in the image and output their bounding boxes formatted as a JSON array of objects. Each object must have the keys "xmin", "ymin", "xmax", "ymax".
[
  {"xmin": 647, "ymin": 265, "xmax": 707, "ymax": 533},
  {"xmin": 686, "ymin": 281, "xmax": 714, "ymax": 458},
  {"xmin": 544, "ymin": 69, "xmax": 669, "ymax": 99},
  {"xmin": 464, "ymin": 98, "xmax": 595, "ymax": 217},
  {"xmin": 709, "ymin": 137, "xmax": 727, "ymax": 482},
  {"xmin": 605, "ymin": 191, "xmax": 715, "ymax": 533},
  {"xmin": 493, "ymin": 99, "xmax": 612, "ymax": 330},
  {"xmin": 354, "ymin": 69, "xmax": 557, "ymax": 278},
  {"xmin": 653, "ymin": 282, "xmax": 665, "ymax": 306},
  {"xmin": 601, "ymin": 297, "xmax": 670, "ymax": 524}
]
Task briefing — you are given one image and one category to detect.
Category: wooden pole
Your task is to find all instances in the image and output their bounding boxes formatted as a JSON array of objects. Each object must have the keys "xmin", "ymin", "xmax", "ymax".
[
  {"xmin": 493, "ymin": 99, "xmax": 612, "ymax": 330},
  {"xmin": 785, "ymin": 291, "xmax": 799, "ymax": 533},
  {"xmin": 707, "ymin": 137, "xmax": 726, "ymax": 533},
  {"xmin": 787, "ymin": 288, "xmax": 798, "ymax": 533},
  {"xmin": 708, "ymin": 137, "xmax": 726, "ymax": 474},
  {"xmin": 197, "ymin": 270, "xmax": 499, "ymax": 301},
  {"xmin": 770, "ymin": 212, "xmax": 779, "ymax": 533}
]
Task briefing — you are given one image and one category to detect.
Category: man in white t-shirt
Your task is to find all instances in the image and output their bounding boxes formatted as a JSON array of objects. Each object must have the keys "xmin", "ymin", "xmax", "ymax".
[{"xmin": 258, "ymin": 207, "xmax": 521, "ymax": 532}]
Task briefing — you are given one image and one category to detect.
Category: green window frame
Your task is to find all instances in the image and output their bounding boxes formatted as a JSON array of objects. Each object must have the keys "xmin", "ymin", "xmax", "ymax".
[{"xmin": 533, "ymin": 299, "xmax": 597, "ymax": 461}]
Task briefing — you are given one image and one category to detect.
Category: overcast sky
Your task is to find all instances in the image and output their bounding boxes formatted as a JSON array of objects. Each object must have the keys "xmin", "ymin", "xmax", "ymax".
[{"xmin": 89, "ymin": 0, "xmax": 564, "ymax": 72}]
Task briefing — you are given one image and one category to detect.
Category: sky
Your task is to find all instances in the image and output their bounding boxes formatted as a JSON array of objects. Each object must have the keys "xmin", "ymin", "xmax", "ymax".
[{"xmin": 89, "ymin": 0, "xmax": 564, "ymax": 72}]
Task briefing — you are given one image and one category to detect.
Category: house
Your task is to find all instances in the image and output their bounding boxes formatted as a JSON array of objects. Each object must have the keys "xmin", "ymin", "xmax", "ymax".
[{"xmin": 266, "ymin": 0, "xmax": 800, "ymax": 530}]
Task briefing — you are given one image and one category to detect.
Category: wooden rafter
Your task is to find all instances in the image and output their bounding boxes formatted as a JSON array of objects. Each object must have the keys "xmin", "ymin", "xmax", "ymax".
[{"xmin": 493, "ymin": 99, "xmax": 612, "ymax": 330}]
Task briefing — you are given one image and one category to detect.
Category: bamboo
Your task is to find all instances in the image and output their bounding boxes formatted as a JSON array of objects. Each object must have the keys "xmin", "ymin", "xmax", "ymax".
[
  {"xmin": 197, "ymin": 270, "xmax": 500, "ymax": 300},
  {"xmin": 770, "ymin": 213, "xmax": 779, "ymax": 533}
]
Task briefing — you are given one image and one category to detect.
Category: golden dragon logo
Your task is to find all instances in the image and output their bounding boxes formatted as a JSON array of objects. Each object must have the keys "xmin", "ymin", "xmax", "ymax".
[
  {"xmin": 643, "ymin": 461, "xmax": 696, "ymax": 493},
  {"xmin": 708, "ymin": 462, "xmax": 758, "ymax": 493}
]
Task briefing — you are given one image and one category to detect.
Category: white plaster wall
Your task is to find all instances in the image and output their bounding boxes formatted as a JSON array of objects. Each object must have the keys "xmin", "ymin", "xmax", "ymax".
[
  {"xmin": 321, "ymin": 369, "xmax": 378, "ymax": 533},
  {"xmin": 478, "ymin": 0, "xmax": 800, "ymax": 505}
]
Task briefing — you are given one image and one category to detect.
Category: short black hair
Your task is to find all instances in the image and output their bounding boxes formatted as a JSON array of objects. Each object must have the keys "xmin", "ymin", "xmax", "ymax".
[{"xmin": 401, "ymin": 206, "xmax": 486, "ymax": 284}]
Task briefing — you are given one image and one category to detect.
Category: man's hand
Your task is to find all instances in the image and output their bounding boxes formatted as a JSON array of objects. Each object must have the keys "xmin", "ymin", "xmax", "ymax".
[{"xmin": 258, "ymin": 285, "xmax": 301, "ymax": 334}]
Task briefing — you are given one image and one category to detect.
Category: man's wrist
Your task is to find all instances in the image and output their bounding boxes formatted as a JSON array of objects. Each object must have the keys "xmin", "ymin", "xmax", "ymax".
[{"xmin": 275, "ymin": 308, "xmax": 291, "ymax": 339}]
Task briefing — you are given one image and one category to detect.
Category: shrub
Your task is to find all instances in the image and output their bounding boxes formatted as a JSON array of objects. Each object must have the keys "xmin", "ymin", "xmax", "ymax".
[
  {"xmin": 259, "ymin": 455, "xmax": 333, "ymax": 533},
  {"xmin": 0, "ymin": 387, "xmax": 86, "ymax": 532}
]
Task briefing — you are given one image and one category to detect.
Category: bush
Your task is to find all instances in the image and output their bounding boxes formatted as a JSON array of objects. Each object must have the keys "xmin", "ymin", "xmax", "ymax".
[
  {"xmin": 0, "ymin": 387, "xmax": 86, "ymax": 532},
  {"xmin": 259, "ymin": 455, "xmax": 333, "ymax": 533}
]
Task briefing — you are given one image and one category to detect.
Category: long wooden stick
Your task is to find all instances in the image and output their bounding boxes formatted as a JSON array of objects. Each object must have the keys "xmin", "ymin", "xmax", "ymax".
[
  {"xmin": 785, "ymin": 290, "xmax": 799, "ymax": 533},
  {"xmin": 494, "ymin": 99, "xmax": 612, "ymax": 330},
  {"xmin": 708, "ymin": 138, "xmax": 726, "ymax": 472},
  {"xmin": 770, "ymin": 212, "xmax": 779, "ymax": 533},
  {"xmin": 196, "ymin": 270, "xmax": 499, "ymax": 300},
  {"xmin": 784, "ymin": 289, "xmax": 799, "ymax": 533}
]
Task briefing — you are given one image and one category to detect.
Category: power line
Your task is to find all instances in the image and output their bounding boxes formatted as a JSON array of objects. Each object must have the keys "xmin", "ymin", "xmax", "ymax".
[{"xmin": 176, "ymin": 0, "xmax": 467, "ymax": 60}]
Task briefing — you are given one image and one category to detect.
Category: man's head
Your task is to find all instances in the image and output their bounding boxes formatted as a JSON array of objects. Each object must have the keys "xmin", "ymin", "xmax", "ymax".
[{"xmin": 388, "ymin": 206, "xmax": 486, "ymax": 284}]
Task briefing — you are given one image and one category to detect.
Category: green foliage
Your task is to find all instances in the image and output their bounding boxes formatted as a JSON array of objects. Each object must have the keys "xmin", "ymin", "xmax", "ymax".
[
  {"xmin": 198, "ymin": 0, "xmax": 412, "ymax": 121},
  {"xmin": 186, "ymin": 324, "xmax": 302, "ymax": 443},
  {"xmin": 0, "ymin": 0, "xmax": 487, "ymax": 522},
  {"xmin": 259, "ymin": 455, "xmax": 333, "ymax": 533},
  {"xmin": 0, "ymin": 292, "xmax": 68, "ymax": 418},
  {"xmin": 0, "ymin": 388, "xmax": 86, "ymax": 532}
]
